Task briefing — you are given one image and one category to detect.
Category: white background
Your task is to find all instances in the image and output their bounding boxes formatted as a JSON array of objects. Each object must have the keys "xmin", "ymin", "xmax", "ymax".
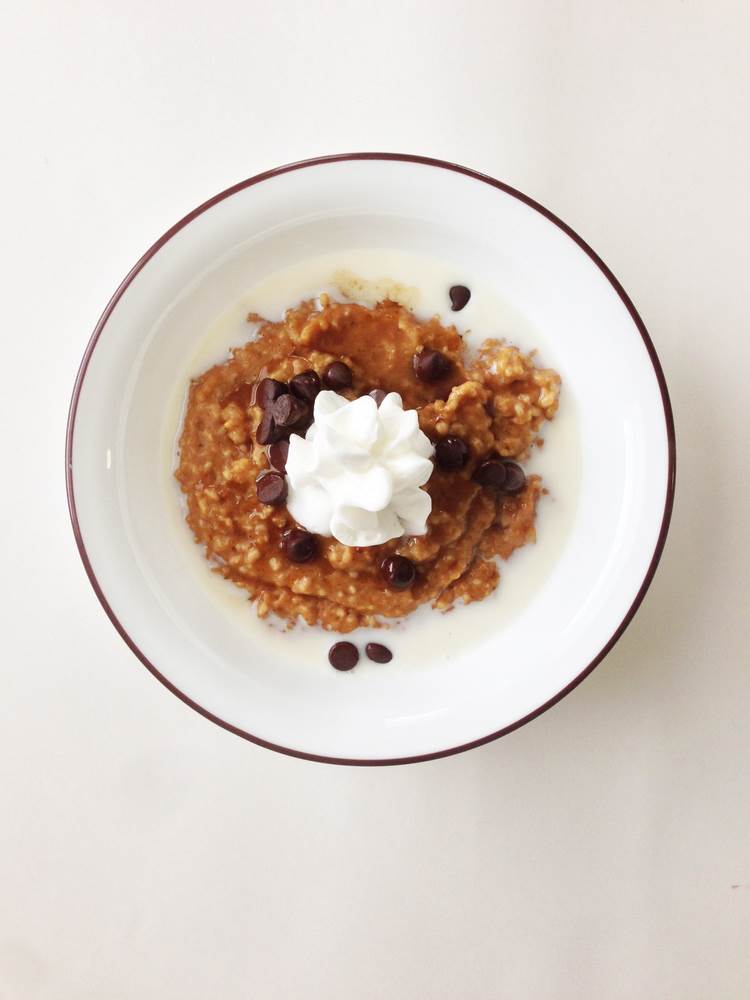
[{"xmin": 2, "ymin": 1, "xmax": 748, "ymax": 997}]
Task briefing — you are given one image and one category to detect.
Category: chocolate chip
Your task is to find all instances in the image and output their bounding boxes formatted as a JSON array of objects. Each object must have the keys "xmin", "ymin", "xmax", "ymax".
[
  {"xmin": 282, "ymin": 528, "xmax": 318, "ymax": 563},
  {"xmin": 473, "ymin": 458, "xmax": 507, "ymax": 489},
  {"xmin": 413, "ymin": 348, "xmax": 452, "ymax": 382},
  {"xmin": 323, "ymin": 361, "xmax": 353, "ymax": 390},
  {"xmin": 289, "ymin": 370, "xmax": 321, "ymax": 404},
  {"xmin": 500, "ymin": 460, "xmax": 527, "ymax": 496},
  {"xmin": 449, "ymin": 285, "xmax": 471, "ymax": 311},
  {"xmin": 267, "ymin": 440, "xmax": 289, "ymax": 472},
  {"xmin": 365, "ymin": 642, "xmax": 392, "ymax": 664},
  {"xmin": 295, "ymin": 412, "xmax": 314, "ymax": 436},
  {"xmin": 381, "ymin": 554, "xmax": 416, "ymax": 589},
  {"xmin": 435, "ymin": 436, "xmax": 469, "ymax": 472},
  {"xmin": 256, "ymin": 471, "xmax": 287, "ymax": 506},
  {"xmin": 271, "ymin": 393, "xmax": 309, "ymax": 429},
  {"xmin": 328, "ymin": 641, "xmax": 359, "ymax": 671},
  {"xmin": 368, "ymin": 388, "xmax": 387, "ymax": 407},
  {"xmin": 255, "ymin": 378, "xmax": 288, "ymax": 409},
  {"xmin": 256, "ymin": 411, "xmax": 279, "ymax": 445}
]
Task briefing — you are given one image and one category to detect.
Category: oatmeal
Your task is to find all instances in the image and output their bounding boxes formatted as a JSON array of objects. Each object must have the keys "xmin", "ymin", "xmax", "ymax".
[{"xmin": 175, "ymin": 296, "xmax": 560, "ymax": 632}]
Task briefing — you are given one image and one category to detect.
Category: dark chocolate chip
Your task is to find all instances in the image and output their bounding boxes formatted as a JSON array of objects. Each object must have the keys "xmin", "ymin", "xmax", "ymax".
[
  {"xmin": 289, "ymin": 370, "xmax": 321, "ymax": 404},
  {"xmin": 473, "ymin": 458, "xmax": 508, "ymax": 489},
  {"xmin": 267, "ymin": 440, "xmax": 289, "ymax": 472},
  {"xmin": 256, "ymin": 471, "xmax": 287, "ymax": 506},
  {"xmin": 323, "ymin": 361, "xmax": 353, "ymax": 390},
  {"xmin": 435, "ymin": 436, "xmax": 469, "ymax": 472},
  {"xmin": 271, "ymin": 393, "xmax": 310, "ymax": 429},
  {"xmin": 449, "ymin": 285, "xmax": 471, "ymax": 311},
  {"xmin": 381, "ymin": 554, "xmax": 416, "ymax": 589},
  {"xmin": 500, "ymin": 460, "xmax": 527, "ymax": 496},
  {"xmin": 368, "ymin": 388, "xmax": 387, "ymax": 407},
  {"xmin": 294, "ymin": 412, "xmax": 314, "ymax": 436},
  {"xmin": 282, "ymin": 528, "xmax": 318, "ymax": 564},
  {"xmin": 255, "ymin": 378, "xmax": 288, "ymax": 409},
  {"xmin": 329, "ymin": 641, "xmax": 359, "ymax": 671},
  {"xmin": 256, "ymin": 411, "xmax": 279, "ymax": 445},
  {"xmin": 413, "ymin": 348, "xmax": 452, "ymax": 382},
  {"xmin": 365, "ymin": 642, "xmax": 393, "ymax": 664}
]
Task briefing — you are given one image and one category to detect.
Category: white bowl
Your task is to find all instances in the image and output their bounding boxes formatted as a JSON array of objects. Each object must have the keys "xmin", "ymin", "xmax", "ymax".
[{"xmin": 66, "ymin": 154, "xmax": 675, "ymax": 765}]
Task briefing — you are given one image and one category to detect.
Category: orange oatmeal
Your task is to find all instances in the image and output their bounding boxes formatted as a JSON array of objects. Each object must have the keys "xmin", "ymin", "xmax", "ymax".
[{"xmin": 175, "ymin": 296, "xmax": 560, "ymax": 632}]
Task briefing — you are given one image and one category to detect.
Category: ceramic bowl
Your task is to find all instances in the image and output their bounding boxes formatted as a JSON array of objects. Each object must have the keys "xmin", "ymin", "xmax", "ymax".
[{"xmin": 66, "ymin": 154, "xmax": 675, "ymax": 764}]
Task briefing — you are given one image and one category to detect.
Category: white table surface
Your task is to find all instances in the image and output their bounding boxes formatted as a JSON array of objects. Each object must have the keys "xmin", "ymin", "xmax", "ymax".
[{"xmin": 2, "ymin": 1, "xmax": 749, "ymax": 997}]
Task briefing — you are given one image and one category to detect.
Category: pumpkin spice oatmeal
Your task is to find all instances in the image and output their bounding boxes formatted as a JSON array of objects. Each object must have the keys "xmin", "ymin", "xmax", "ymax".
[{"xmin": 175, "ymin": 294, "xmax": 560, "ymax": 633}]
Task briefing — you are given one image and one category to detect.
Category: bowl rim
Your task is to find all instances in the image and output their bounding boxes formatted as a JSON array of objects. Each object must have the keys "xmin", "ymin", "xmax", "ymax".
[{"xmin": 65, "ymin": 152, "xmax": 676, "ymax": 766}]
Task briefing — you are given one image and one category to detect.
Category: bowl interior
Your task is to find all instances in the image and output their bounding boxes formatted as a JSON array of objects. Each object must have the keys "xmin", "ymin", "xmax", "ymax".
[{"xmin": 69, "ymin": 157, "xmax": 671, "ymax": 762}]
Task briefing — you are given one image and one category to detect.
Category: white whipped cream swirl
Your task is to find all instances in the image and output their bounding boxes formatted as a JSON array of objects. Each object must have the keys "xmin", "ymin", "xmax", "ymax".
[{"xmin": 285, "ymin": 390, "xmax": 434, "ymax": 546}]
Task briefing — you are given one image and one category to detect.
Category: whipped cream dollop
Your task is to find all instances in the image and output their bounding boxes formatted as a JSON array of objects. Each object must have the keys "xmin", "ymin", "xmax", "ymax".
[{"xmin": 285, "ymin": 390, "xmax": 434, "ymax": 547}]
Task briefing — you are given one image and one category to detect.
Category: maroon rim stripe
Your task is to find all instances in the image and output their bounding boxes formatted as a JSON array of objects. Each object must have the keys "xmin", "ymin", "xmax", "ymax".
[{"xmin": 65, "ymin": 152, "xmax": 677, "ymax": 766}]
